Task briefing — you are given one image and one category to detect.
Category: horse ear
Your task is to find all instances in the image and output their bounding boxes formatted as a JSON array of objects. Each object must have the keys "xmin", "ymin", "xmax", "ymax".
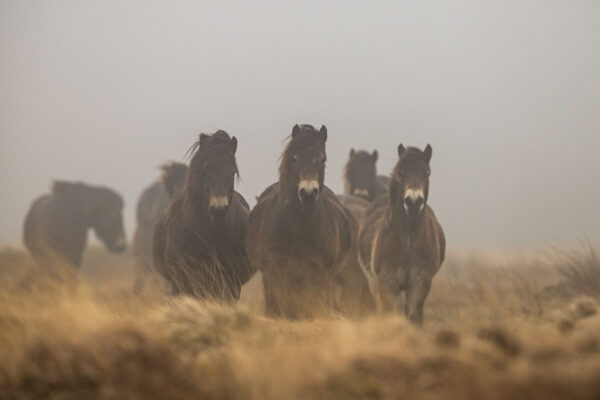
[
  {"xmin": 230, "ymin": 136, "xmax": 238, "ymax": 154},
  {"xmin": 292, "ymin": 124, "xmax": 300, "ymax": 139},
  {"xmin": 349, "ymin": 148, "xmax": 356, "ymax": 159},
  {"xmin": 318, "ymin": 125, "xmax": 328, "ymax": 142},
  {"xmin": 397, "ymin": 144, "xmax": 406, "ymax": 157},
  {"xmin": 199, "ymin": 133, "xmax": 209, "ymax": 145},
  {"xmin": 52, "ymin": 180, "xmax": 74, "ymax": 195},
  {"xmin": 372, "ymin": 150, "xmax": 378, "ymax": 162},
  {"xmin": 424, "ymin": 144, "xmax": 432, "ymax": 162}
]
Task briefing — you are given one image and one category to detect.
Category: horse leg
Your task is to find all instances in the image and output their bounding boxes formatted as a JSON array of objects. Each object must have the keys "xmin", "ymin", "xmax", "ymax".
[
  {"xmin": 404, "ymin": 276, "xmax": 431, "ymax": 325},
  {"xmin": 262, "ymin": 273, "xmax": 280, "ymax": 317}
]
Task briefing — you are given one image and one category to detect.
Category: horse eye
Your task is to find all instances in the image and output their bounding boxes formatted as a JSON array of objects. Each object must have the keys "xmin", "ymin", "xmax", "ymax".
[{"xmin": 292, "ymin": 155, "xmax": 299, "ymax": 164}]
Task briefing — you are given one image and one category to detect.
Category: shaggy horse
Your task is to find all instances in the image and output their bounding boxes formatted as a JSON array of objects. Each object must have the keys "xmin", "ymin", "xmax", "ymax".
[
  {"xmin": 153, "ymin": 131, "xmax": 253, "ymax": 301},
  {"xmin": 132, "ymin": 162, "xmax": 187, "ymax": 292},
  {"xmin": 247, "ymin": 124, "xmax": 373, "ymax": 318},
  {"xmin": 343, "ymin": 149, "xmax": 390, "ymax": 201},
  {"xmin": 23, "ymin": 181, "xmax": 126, "ymax": 273},
  {"xmin": 358, "ymin": 144, "xmax": 445, "ymax": 325}
]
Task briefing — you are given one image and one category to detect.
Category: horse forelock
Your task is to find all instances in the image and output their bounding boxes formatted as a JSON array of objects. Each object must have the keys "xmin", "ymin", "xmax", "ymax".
[
  {"xmin": 278, "ymin": 128, "xmax": 325, "ymax": 182},
  {"xmin": 393, "ymin": 147, "xmax": 429, "ymax": 176},
  {"xmin": 52, "ymin": 180, "xmax": 79, "ymax": 195},
  {"xmin": 185, "ymin": 132, "xmax": 239, "ymax": 187}
]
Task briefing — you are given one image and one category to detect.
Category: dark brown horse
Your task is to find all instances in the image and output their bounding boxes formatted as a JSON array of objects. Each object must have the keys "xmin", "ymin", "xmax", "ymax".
[
  {"xmin": 23, "ymin": 181, "xmax": 126, "ymax": 274},
  {"xmin": 153, "ymin": 131, "xmax": 254, "ymax": 301},
  {"xmin": 358, "ymin": 144, "xmax": 445, "ymax": 325},
  {"xmin": 343, "ymin": 149, "xmax": 389, "ymax": 201},
  {"xmin": 132, "ymin": 162, "xmax": 187, "ymax": 292},
  {"xmin": 247, "ymin": 124, "xmax": 373, "ymax": 318}
]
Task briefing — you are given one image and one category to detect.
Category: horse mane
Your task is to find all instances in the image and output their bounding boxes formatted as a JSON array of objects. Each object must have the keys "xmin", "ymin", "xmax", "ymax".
[
  {"xmin": 187, "ymin": 130, "xmax": 238, "ymax": 174},
  {"xmin": 398, "ymin": 146, "xmax": 426, "ymax": 162},
  {"xmin": 52, "ymin": 180, "xmax": 80, "ymax": 195},
  {"xmin": 160, "ymin": 161, "xmax": 188, "ymax": 198},
  {"xmin": 278, "ymin": 124, "xmax": 320, "ymax": 175}
]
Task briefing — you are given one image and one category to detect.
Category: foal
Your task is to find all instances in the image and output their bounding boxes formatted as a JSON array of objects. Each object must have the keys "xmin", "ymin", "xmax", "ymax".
[
  {"xmin": 153, "ymin": 131, "xmax": 253, "ymax": 301},
  {"xmin": 358, "ymin": 144, "xmax": 445, "ymax": 324}
]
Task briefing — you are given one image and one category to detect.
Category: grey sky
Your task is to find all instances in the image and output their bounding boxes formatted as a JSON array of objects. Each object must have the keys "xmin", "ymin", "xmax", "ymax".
[{"xmin": 1, "ymin": 0, "xmax": 599, "ymax": 248}]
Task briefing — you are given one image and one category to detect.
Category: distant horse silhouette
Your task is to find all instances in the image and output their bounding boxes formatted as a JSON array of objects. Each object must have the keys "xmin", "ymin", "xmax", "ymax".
[
  {"xmin": 132, "ymin": 162, "xmax": 187, "ymax": 292},
  {"xmin": 343, "ymin": 149, "xmax": 389, "ymax": 201},
  {"xmin": 358, "ymin": 144, "xmax": 445, "ymax": 325},
  {"xmin": 153, "ymin": 131, "xmax": 254, "ymax": 301},
  {"xmin": 23, "ymin": 181, "xmax": 126, "ymax": 275},
  {"xmin": 247, "ymin": 124, "xmax": 373, "ymax": 318}
]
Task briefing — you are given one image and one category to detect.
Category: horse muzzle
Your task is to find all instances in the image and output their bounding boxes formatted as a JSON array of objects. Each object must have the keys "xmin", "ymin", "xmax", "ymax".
[
  {"xmin": 352, "ymin": 189, "xmax": 370, "ymax": 199},
  {"xmin": 403, "ymin": 189, "xmax": 425, "ymax": 214},
  {"xmin": 298, "ymin": 180, "xmax": 320, "ymax": 205},
  {"xmin": 209, "ymin": 196, "xmax": 230, "ymax": 221}
]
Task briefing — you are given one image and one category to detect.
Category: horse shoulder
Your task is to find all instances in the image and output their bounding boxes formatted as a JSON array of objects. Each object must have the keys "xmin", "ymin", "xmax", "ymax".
[
  {"xmin": 423, "ymin": 206, "xmax": 445, "ymax": 267},
  {"xmin": 325, "ymin": 191, "xmax": 355, "ymax": 251},
  {"xmin": 358, "ymin": 200, "xmax": 387, "ymax": 266},
  {"xmin": 233, "ymin": 191, "xmax": 250, "ymax": 212}
]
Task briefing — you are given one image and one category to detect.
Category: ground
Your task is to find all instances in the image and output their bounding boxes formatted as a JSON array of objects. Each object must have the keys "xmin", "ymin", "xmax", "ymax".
[{"xmin": 1, "ymin": 244, "xmax": 599, "ymax": 399}]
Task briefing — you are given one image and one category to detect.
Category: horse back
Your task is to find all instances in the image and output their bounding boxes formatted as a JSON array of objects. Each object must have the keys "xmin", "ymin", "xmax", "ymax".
[{"xmin": 24, "ymin": 194, "xmax": 87, "ymax": 268}]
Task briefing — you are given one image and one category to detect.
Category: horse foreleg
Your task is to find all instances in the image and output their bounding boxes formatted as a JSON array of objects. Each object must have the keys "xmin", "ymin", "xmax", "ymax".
[{"xmin": 404, "ymin": 276, "xmax": 431, "ymax": 325}]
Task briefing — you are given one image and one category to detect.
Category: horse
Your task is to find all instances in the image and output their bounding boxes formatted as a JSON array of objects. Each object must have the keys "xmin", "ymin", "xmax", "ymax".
[
  {"xmin": 358, "ymin": 144, "xmax": 445, "ymax": 325},
  {"xmin": 247, "ymin": 124, "xmax": 373, "ymax": 319},
  {"xmin": 343, "ymin": 149, "xmax": 390, "ymax": 201},
  {"xmin": 23, "ymin": 181, "xmax": 126, "ymax": 276},
  {"xmin": 337, "ymin": 194, "xmax": 370, "ymax": 225},
  {"xmin": 132, "ymin": 162, "xmax": 187, "ymax": 292},
  {"xmin": 152, "ymin": 130, "xmax": 254, "ymax": 301}
]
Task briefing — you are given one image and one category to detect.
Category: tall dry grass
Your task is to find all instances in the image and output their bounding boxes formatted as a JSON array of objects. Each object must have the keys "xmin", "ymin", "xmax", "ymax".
[{"xmin": 1, "ymin": 245, "xmax": 600, "ymax": 399}]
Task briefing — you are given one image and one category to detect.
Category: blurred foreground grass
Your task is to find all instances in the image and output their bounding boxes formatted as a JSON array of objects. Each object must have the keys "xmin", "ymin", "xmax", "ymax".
[{"xmin": 1, "ymin": 244, "xmax": 599, "ymax": 399}]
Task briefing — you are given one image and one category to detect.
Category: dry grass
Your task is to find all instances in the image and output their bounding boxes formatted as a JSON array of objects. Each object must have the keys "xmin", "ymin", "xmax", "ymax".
[
  {"xmin": 554, "ymin": 241, "xmax": 600, "ymax": 298},
  {"xmin": 1, "ymin": 245, "xmax": 600, "ymax": 399}
]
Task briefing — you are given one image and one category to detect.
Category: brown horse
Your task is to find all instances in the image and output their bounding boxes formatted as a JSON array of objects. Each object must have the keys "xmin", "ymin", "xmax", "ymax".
[
  {"xmin": 358, "ymin": 144, "xmax": 445, "ymax": 325},
  {"xmin": 23, "ymin": 181, "xmax": 126, "ymax": 274},
  {"xmin": 152, "ymin": 131, "xmax": 254, "ymax": 301},
  {"xmin": 247, "ymin": 124, "xmax": 373, "ymax": 319},
  {"xmin": 132, "ymin": 162, "xmax": 187, "ymax": 292},
  {"xmin": 343, "ymin": 149, "xmax": 390, "ymax": 201}
]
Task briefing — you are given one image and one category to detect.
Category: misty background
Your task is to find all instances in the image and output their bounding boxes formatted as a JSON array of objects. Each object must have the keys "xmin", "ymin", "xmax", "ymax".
[{"xmin": 1, "ymin": 1, "xmax": 599, "ymax": 249}]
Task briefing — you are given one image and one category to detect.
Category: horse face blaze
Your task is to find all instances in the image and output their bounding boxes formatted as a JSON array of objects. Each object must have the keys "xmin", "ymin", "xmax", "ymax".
[
  {"xmin": 298, "ymin": 178, "xmax": 320, "ymax": 204},
  {"xmin": 207, "ymin": 169, "xmax": 235, "ymax": 221},
  {"xmin": 292, "ymin": 144, "xmax": 325, "ymax": 206},
  {"xmin": 393, "ymin": 145, "xmax": 432, "ymax": 216},
  {"xmin": 403, "ymin": 188, "xmax": 425, "ymax": 214}
]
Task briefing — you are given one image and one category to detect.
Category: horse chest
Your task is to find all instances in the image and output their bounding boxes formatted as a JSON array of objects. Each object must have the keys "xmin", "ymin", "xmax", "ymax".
[
  {"xmin": 268, "ymin": 222, "xmax": 335, "ymax": 266},
  {"xmin": 378, "ymin": 230, "xmax": 416, "ymax": 268}
]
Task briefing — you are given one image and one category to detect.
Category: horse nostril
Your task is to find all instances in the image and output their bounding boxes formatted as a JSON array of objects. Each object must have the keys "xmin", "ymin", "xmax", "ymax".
[
  {"xmin": 404, "ymin": 196, "xmax": 424, "ymax": 210},
  {"xmin": 299, "ymin": 187, "xmax": 319, "ymax": 201},
  {"xmin": 210, "ymin": 204, "xmax": 229, "ymax": 217}
]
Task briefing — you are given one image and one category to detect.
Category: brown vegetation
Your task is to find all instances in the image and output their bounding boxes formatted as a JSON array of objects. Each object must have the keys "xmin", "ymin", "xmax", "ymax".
[{"xmin": 1, "ymin": 245, "xmax": 600, "ymax": 399}]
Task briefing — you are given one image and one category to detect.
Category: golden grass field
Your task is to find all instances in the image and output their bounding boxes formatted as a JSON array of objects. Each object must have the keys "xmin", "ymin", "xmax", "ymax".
[{"xmin": 1, "ymin": 243, "xmax": 600, "ymax": 399}]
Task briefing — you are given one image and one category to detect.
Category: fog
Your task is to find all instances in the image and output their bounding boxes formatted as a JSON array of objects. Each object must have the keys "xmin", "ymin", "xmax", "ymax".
[{"xmin": 1, "ymin": 1, "xmax": 599, "ymax": 248}]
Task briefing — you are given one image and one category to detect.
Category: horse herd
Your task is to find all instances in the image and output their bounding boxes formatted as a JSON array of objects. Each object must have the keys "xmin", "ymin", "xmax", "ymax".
[{"xmin": 23, "ymin": 124, "xmax": 445, "ymax": 324}]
